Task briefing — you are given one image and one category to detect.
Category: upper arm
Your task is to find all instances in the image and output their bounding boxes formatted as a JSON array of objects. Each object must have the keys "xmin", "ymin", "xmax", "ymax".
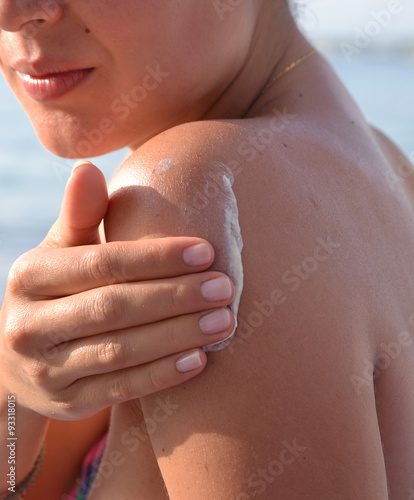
[{"xmin": 104, "ymin": 122, "xmax": 388, "ymax": 499}]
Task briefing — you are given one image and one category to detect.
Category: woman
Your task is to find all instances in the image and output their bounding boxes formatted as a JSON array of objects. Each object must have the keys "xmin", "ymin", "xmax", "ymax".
[{"xmin": 1, "ymin": 1, "xmax": 413, "ymax": 498}]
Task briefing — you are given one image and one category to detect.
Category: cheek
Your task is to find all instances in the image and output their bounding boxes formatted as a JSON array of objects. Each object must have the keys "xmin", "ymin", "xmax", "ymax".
[
  {"xmin": 154, "ymin": 12, "xmax": 254, "ymax": 100},
  {"xmin": 105, "ymin": 1, "xmax": 254, "ymax": 106}
]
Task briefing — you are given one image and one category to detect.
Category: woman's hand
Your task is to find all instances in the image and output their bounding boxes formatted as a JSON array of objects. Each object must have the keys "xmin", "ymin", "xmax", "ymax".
[{"xmin": 0, "ymin": 162, "xmax": 235, "ymax": 420}]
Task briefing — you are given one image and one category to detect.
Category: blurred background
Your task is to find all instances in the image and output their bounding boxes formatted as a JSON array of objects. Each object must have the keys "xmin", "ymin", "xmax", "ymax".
[{"xmin": 0, "ymin": 0, "xmax": 413, "ymax": 297}]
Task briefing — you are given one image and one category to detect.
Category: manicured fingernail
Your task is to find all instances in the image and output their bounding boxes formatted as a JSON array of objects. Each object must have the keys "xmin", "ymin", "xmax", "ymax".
[
  {"xmin": 199, "ymin": 308, "xmax": 232, "ymax": 335},
  {"xmin": 201, "ymin": 277, "xmax": 232, "ymax": 302},
  {"xmin": 176, "ymin": 351, "xmax": 203, "ymax": 373},
  {"xmin": 182, "ymin": 243, "xmax": 212, "ymax": 266},
  {"xmin": 71, "ymin": 160, "xmax": 92, "ymax": 176}
]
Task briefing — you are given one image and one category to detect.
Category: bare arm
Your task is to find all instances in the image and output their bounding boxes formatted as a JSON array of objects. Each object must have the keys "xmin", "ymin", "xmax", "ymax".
[
  {"xmin": 104, "ymin": 121, "xmax": 389, "ymax": 499},
  {"xmin": 0, "ymin": 161, "xmax": 224, "ymax": 499}
]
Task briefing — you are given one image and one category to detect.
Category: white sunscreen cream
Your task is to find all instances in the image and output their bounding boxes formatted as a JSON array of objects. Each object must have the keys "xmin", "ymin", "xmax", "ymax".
[
  {"xmin": 200, "ymin": 166, "xmax": 244, "ymax": 352},
  {"xmin": 108, "ymin": 159, "xmax": 244, "ymax": 351}
]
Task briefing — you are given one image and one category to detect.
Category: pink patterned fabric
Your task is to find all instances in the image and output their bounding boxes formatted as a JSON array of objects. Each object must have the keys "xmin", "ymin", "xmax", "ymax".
[{"xmin": 66, "ymin": 432, "xmax": 108, "ymax": 500}]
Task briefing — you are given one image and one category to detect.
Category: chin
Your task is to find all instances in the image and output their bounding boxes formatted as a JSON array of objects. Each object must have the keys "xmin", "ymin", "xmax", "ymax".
[
  {"xmin": 30, "ymin": 104, "xmax": 173, "ymax": 158},
  {"xmin": 36, "ymin": 128, "xmax": 128, "ymax": 159}
]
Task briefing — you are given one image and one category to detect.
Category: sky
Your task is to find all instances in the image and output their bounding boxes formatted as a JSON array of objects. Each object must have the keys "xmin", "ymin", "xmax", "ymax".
[{"xmin": 295, "ymin": 0, "xmax": 414, "ymax": 50}]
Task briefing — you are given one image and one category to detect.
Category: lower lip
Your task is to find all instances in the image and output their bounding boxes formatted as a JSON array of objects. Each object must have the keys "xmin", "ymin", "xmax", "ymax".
[{"xmin": 18, "ymin": 68, "xmax": 93, "ymax": 101}]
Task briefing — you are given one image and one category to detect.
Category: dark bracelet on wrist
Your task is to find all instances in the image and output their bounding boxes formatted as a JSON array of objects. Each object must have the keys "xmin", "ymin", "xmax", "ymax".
[{"xmin": 0, "ymin": 444, "xmax": 46, "ymax": 500}]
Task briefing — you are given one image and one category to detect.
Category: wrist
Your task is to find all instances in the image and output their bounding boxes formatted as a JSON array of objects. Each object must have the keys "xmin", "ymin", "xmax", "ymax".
[
  {"xmin": 1, "ymin": 395, "xmax": 49, "ymax": 486},
  {"xmin": 0, "ymin": 444, "xmax": 46, "ymax": 500}
]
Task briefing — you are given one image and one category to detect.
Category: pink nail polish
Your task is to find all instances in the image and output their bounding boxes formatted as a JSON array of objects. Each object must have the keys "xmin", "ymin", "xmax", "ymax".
[
  {"xmin": 201, "ymin": 277, "xmax": 232, "ymax": 302},
  {"xmin": 176, "ymin": 351, "xmax": 203, "ymax": 373}
]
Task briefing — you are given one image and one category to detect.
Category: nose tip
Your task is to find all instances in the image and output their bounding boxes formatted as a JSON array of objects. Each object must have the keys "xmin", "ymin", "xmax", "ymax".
[{"xmin": 0, "ymin": 0, "xmax": 63, "ymax": 33}]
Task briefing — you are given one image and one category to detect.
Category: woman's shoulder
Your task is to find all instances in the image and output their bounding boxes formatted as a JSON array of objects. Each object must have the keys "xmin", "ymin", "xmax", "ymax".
[
  {"xmin": 104, "ymin": 118, "xmax": 393, "ymax": 500},
  {"xmin": 105, "ymin": 120, "xmax": 250, "ymax": 242},
  {"xmin": 108, "ymin": 118, "xmax": 262, "ymax": 191},
  {"xmin": 106, "ymin": 114, "xmax": 309, "ymax": 233}
]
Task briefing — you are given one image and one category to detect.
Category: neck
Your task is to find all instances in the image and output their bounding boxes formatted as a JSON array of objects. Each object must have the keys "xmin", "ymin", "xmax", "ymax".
[{"xmin": 200, "ymin": 5, "xmax": 314, "ymax": 121}]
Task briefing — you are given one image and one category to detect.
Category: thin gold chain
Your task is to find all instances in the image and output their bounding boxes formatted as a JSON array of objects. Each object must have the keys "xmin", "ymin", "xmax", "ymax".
[{"xmin": 260, "ymin": 48, "xmax": 317, "ymax": 95}]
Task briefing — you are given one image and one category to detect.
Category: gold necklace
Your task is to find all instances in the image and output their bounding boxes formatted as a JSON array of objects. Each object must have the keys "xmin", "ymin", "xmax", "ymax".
[{"xmin": 260, "ymin": 48, "xmax": 317, "ymax": 95}]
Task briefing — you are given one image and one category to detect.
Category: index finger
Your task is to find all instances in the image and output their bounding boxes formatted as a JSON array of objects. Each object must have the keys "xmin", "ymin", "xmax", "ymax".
[{"xmin": 11, "ymin": 237, "xmax": 214, "ymax": 297}]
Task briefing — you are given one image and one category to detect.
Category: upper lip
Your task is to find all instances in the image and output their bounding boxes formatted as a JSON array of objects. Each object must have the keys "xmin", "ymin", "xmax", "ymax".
[{"xmin": 11, "ymin": 59, "xmax": 93, "ymax": 78}]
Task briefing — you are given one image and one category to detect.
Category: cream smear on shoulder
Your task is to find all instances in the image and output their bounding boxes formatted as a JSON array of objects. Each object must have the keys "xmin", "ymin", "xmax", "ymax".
[
  {"xmin": 107, "ymin": 158, "xmax": 244, "ymax": 351},
  {"xmin": 201, "ymin": 164, "xmax": 244, "ymax": 352}
]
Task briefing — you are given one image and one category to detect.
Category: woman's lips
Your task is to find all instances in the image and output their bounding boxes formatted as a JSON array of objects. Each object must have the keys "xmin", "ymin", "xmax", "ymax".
[{"xmin": 17, "ymin": 68, "xmax": 93, "ymax": 101}]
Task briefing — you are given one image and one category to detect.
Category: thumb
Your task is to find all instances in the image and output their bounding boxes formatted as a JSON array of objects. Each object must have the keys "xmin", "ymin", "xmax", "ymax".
[{"xmin": 40, "ymin": 161, "xmax": 108, "ymax": 248}]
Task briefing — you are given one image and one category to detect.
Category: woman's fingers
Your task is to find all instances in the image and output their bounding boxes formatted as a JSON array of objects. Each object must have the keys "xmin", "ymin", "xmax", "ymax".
[
  {"xmin": 49, "ymin": 308, "xmax": 235, "ymax": 384},
  {"xmin": 1, "ymin": 162, "xmax": 234, "ymax": 419},
  {"xmin": 8, "ymin": 237, "xmax": 214, "ymax": 297},
  {"xmin": 1, "ymin": 228, "xmax": 233, "ymax": 419},
  {"xmin": 25, "ymin": 272, "xmax": 234, "ymax": 346},
  {"xmin": 60, "ymin": 349, "xmax": 208, "ymax": 420},
  {"xmin": 39, "ymin": 161, "xmax": 108, "ymax": 248}
]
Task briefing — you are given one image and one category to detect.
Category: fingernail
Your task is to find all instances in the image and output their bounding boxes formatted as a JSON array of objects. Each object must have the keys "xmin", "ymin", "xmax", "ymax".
[
  {"xmin": 199, "ymin": 308, "xmax": 232, "ymax": 335},
  {"xmin": 71, "ymin": 160, "xmax": 92, "ymax": 176},
  {"xmin": 201, "ymin": 277, "xmax": 232, "ymax": 302},
  {"xmin": 182, "ymin": 243, "xmax": 212, "ymax": 266},
  {"xmin": 176, "ymin": 350, "xmax": 203, "ymax": 373}
]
